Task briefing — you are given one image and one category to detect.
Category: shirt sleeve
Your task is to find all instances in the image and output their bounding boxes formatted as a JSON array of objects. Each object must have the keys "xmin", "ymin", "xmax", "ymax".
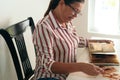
[{"xmin": 33, "ymin": 22, "xmax": 55, "ymax": 73}]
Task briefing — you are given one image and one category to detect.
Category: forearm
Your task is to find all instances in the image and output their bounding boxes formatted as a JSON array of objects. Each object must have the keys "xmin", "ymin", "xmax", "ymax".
[
  {"xmin": 51, "ymin": 62, "xmax": 103, "ymax": 76},
  {"xmin": 51, "ymin": 62, "xmax": 86, "ymax": 74}
]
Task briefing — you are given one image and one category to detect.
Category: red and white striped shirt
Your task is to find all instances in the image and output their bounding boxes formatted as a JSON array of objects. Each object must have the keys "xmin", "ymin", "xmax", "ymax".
[{"xmin": 33, "ymin": 11, "xmax": 87, "ymax": 80}]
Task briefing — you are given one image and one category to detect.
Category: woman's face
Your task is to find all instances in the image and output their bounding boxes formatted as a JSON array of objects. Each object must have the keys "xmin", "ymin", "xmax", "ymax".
[{"xmin": 60, "ymin": 2, "xmax": 84, "ymax": 23}]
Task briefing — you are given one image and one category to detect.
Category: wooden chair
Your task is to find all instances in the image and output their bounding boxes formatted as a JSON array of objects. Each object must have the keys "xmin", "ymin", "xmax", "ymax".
[{"xmin": 0, "ymin": 17, "xmax": 36, "ymax": 80}]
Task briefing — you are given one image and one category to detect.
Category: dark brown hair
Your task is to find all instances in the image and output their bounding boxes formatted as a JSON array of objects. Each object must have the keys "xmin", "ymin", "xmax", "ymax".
[{"xmin": 44, "ymin": 0, "xmax": 85, "ymax": 17}]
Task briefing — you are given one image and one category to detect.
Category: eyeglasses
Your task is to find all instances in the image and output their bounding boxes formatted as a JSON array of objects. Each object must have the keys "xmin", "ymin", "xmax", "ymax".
[{"xmin": 68, "ymin": 4, "xmax": 82, "ymax": 16}]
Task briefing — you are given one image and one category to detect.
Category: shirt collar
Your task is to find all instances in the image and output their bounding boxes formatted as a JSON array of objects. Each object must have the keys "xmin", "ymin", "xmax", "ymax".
[
  {"xmin": 49, "ymin": 11, "xmax": 70, "ymax": 30},
  {"xmin": 49, "ymin": 11, "xmax": 59, "ymax": 29}
]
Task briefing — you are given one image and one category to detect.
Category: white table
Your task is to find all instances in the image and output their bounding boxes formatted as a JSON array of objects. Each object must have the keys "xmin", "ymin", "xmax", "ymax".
[{"xmin": 66, "ymin": 48, "xmax": 120, "ymax": 80}]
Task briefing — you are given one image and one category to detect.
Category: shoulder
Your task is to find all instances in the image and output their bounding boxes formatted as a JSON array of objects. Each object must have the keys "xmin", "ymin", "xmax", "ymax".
[
  {"xmin": 35, "ymin": 16, "xmax": 55, "ymax": 35},
  {"xmin": 36, "ymin": 16, "xmax": 50, "ymax": 28}
]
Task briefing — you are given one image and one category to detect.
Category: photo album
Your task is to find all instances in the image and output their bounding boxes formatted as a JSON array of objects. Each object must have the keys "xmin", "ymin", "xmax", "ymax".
[{"xmin": 88, "ymin": 42, "xmax": 119, "ymax": 66}]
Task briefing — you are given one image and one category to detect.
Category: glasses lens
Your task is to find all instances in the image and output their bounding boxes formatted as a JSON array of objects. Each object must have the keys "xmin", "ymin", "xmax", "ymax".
[{"xmin": 68, "ymin": 4, "xmax": 82, "ymax": 15}]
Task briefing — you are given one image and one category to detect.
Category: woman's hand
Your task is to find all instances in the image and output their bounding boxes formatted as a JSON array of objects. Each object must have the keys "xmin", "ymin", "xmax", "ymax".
[{"xmin": 79, "ymin": 63, "xmax": 104, "ymax": 76}]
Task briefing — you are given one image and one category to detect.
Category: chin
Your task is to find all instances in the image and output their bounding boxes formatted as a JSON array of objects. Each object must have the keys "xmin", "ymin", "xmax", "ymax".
[
  {"xmin": 63, "ymin": 18, "xmax": 72, "ymax": 23},
  {"xmin": 68, "ymin": 19, "xmax": 72, "ymax": 22}
]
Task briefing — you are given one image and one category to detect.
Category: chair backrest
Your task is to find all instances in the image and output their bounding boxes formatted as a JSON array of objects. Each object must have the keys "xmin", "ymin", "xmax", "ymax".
[{"xmin": 0, "ymin": 17, "xmax": 36, "ymax": 80}]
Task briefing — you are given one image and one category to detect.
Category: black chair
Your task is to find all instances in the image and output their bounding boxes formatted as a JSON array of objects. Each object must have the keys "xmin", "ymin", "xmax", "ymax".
[{"xmin": 0, "ymin": 17, "xmax": 36, "ymax": 80}]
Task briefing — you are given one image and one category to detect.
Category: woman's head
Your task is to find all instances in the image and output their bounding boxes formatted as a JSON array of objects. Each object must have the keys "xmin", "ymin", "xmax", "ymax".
[{"xmin": 44, "ymin": 0, "xmax": 85, "ymax": 17}]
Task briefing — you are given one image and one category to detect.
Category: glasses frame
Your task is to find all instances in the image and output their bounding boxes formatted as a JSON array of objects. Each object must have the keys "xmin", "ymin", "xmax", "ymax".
[{"xmin": 68, "ymin": 4, "xmax": 82, "ymax": 16}]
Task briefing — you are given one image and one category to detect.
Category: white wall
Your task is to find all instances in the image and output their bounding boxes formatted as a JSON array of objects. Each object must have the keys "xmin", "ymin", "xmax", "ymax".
[
  {"xmin": 0, "ymin": 0, "xmax": 50, "ymax": 80},
  {"xmin": 0, "ymin": 0, "xmax": 50, "ymax": 26}
]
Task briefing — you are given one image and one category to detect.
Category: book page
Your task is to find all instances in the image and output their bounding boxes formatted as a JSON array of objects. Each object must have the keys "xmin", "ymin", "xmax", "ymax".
[
  {"xmin": 102, "ymin": 43, "xmax": 115, "ymax": 52},
  {"xmin": 88, "ymin": 42, "xmax": 115, "ymax": 53},
  {"xmin": 88, "ymin": 43, "xmax": 102, "ymax": 52}
]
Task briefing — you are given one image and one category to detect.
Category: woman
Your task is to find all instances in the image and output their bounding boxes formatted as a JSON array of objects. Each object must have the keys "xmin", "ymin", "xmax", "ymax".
[{"xmin": 33, "ymin": 0, "xmax": 112, "ymax": 80}]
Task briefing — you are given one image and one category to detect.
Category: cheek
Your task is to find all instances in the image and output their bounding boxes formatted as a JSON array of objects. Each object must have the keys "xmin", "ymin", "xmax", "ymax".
[
  {"xmin": 62, "ymin": 13, "xmax": 70, "ymax": 20},
  {"xmin": 62, "ymin": 8, "xmax": 71, "ymax": 16},
  {"xmin": 62, "ymin": 11, "xmax": 72, "ymax": 18},
  {"xmin": 61, "ymin": 9, "xmax": 73, "ymax": 21}
]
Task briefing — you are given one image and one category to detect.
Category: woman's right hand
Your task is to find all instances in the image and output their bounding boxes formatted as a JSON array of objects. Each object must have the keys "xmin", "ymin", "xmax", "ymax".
[{"xmin": 79, "ymin": 63, "xmax": 104, "ymax": 76}]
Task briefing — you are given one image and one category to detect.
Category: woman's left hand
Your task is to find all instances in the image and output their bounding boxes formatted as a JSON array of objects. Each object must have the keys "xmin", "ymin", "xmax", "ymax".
[
  {"xmin": 97, "ymin": 40, "xmax": 113, "ymax": 44},
  {"xmin": 88, "ymin": 39, "xmax": 113, "ymax": 44}
]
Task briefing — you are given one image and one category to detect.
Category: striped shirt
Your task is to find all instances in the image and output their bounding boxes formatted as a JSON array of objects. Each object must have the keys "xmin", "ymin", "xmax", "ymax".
[{"xmin": 33, "ymin": 11, "xmax": 87, "ymax": 80}]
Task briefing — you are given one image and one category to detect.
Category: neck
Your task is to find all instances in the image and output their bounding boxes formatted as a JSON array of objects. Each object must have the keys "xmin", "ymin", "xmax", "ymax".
[
  {"xmin": 53, "ymin": 10, "xmax": 67, "ymax": 28},
  {"xmin": 53, "ymin": 9, "xmax": 62, "ymax": 23}
]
